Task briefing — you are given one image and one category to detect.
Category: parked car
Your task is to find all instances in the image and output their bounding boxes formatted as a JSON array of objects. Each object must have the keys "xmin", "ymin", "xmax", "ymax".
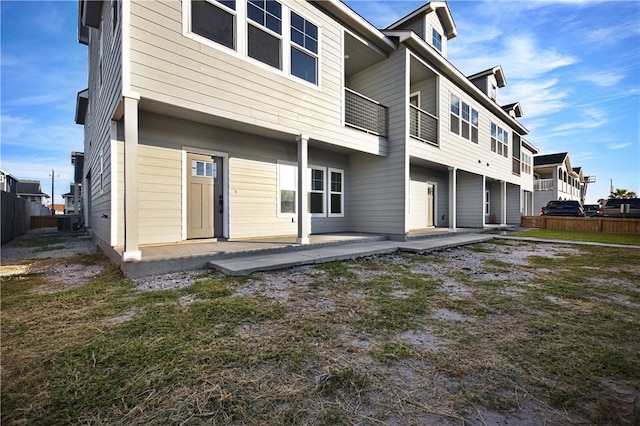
[
  {"xmin": 583, "ymin": 204, "xmax": 600, "ymax": 217},
  {"xmin": 540, "ymin": 200, "xmax": 584, "ymax": 217},
  {"xmin": 599, "ymin": 198, "xmax": 640, "ymax": 218}
]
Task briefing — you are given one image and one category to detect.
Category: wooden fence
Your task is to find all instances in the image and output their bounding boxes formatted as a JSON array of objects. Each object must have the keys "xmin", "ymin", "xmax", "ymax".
[
  {"xmin": 1, "ymin": 191, "xmax": 52, "ymax": 243},
  {"xmin": 521, "ymin": 216, "xmax": 640, "ymax": 235}
]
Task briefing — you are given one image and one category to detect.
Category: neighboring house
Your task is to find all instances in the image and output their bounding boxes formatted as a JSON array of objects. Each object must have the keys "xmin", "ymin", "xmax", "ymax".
[
  {"xmin": 533, "ymin": 152, "xmax": 588, "ymax": 212},
  {"xmin": 62, "ymin": 183, "xmax": 82, "ymax": 215},
  {"xmin": 75, "ymin": 0, "xmax": 538, "ymax": 263},
  {"xmin": 48, "ymin": 203, "xmax": 65, "ymax": 215},
  {"xmin": 0, "ymin": 170, "xmax": 18, "ymax": 194},
  {"xmin": 16, "ymin": 180, "xmax": 50, "ymax": 206}
]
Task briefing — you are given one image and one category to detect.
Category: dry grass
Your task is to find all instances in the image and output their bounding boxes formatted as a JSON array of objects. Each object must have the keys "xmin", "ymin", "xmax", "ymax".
[{"xmin": 2, "ymin": 237, "xmax": 639, "ymax": 425}]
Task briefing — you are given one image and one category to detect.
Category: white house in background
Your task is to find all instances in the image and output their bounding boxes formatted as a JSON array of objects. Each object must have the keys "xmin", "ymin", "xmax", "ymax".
[
  {"xmin": 75, "ymin": 0, "xmax": 537, "ymax": 263},
  {"xmin": 62, "ymin": 183, "xmax": 82, "ymax": 215},
  {"xmin": 0, "ymin": 170, "xmax": 18, "ymax": 194},
  {"xmin": 533, "ymin": 152, "xmax": 590, "ymax": 212}
]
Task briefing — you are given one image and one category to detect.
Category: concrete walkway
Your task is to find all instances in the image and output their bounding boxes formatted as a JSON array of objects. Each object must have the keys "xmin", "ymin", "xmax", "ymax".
[{"xmin": 209, "ymin": 233, "xmax": 494, "ymax": 275}]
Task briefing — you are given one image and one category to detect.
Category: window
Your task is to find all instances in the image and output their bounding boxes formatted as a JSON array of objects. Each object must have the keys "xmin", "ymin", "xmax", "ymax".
[
  {"xmin": 191, "ymin": 160, "xmax": 214, "ymax": 177},
  {"xmin": 192, "ymin": 0, "xmax": 236, "ymax": 50},
  {"xmin": 521, "ymin": 152, "xmax": 532, "ymax": 174},
  {"xmin": 329, "ymin": 168, "xmax": 344, "ymax": 216},
  {"xmin": 309, "ymin": 167, "xmax": 325, "ymax": 215},
  {"xmin": 491, "ymin": 122, "xmax": 509, "ymax": 158},
  {"xmin": 432, "ymin": 28, "xmax": 442, "ymax": 52},
  {"xmin": 450, "ymin": 93, "xmax": 479, "ymax": 143},
  {"xmin": 278, "ymin": 162, "xmax": 296, "ymax": 215},
  {"xmin": 247, "ymin": 0, "xmax": 282, "ymax": 69},
  {"xmin": 290, "ymin": 11, "xmax": 318, "ymax": 84}
]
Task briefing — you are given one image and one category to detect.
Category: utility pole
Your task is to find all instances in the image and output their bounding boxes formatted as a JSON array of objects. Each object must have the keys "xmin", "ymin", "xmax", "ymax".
[{"xmin": 49, "ymin": 168, "xmax": 59, "ymax": 215}]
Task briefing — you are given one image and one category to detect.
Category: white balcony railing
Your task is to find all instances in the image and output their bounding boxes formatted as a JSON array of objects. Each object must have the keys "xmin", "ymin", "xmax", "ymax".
[
  {"xmin": 344, "ymin": 88, "xmax": 388, "ymax": 137},
  {"xmin": 534, "ymin": 178, "xmax": 554, "ymax": 191}
]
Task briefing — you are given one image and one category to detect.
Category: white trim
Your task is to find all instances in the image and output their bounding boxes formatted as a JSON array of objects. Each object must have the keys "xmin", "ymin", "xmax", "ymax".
[
  {"xmin": 428, "ymin": 181, "xmax": 437, "ymax": 227},
  {"xmin": 328, "ymin": 167, "xmax": 344, "ymax": 218},
  {"xmin": 181, "ymin": 146, "xmax": 229, "ymax": 240},
  {"xmin": 122, "ymin": 0, "xmax": 131, "ymax": 94},
  {"xmin": 110, "ymin": 121, "xmax": 118, "ymax": 246},
  {"xmin": 308, "ymin": 165, "xmax": 326, "ymax": 217},
  {"xmin": 277, "ymin": 160, "xmax": 298, "ymax": 218}
]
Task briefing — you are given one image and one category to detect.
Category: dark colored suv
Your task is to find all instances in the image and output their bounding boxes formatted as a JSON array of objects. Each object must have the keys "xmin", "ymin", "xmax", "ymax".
[
  {"xmin": 540, "ymin": 200, "xmax": 584, "ymax": 217},
  {"xmin": 599, "ymin": 198, "xmax": 640, "ymax": 218}
]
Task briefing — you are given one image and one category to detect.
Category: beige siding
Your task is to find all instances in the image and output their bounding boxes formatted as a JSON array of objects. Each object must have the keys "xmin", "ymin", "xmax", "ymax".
[{"xmin": 128, "ymin": 0, "xmax": 383, "ymax": 156}]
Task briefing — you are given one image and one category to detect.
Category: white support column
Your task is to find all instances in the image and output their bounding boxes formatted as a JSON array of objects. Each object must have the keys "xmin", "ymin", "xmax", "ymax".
[
  {"xmin": 296, "ymin": 134, "xmax": 310, "ymax": 245},
  {"xmin": 482, "ymin": 175, "xmax": 487, "ymax": 227},
  {"xmin": 448, "ymin": 167, "xmax": 457, "ymax": 231},
  {"xmin": 501, "ymin": 180, "xmax": 507, "ymax": 226},
  {"xmin": 123, "ymin": 94, "xmax": 141, "ymax": 262}
]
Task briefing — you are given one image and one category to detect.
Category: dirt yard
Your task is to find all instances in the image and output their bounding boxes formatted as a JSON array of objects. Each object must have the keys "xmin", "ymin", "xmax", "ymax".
[{"xmin": 2, "ymin": 228, "xmax": 639, "ymax": 425}]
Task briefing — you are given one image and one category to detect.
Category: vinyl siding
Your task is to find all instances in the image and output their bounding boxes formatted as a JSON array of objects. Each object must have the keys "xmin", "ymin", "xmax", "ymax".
[
  {"xmin": 127, "ymin": 0, "xmax": 384, "ymax": 156},
  {"xmin": 348, "ymin": 47, "xmax": 408, "ymax": 237},
  {"xmin": 425, "ymin": 12, "xmax": 447, "ymax": 57},
  {"xmin": 456, "ymin": 170, "xmax": 483, "ymax": 227},
  {"xmin": 506, "ymin": 183, "xmax": 521, "ymax": 224},
  {"xmin": 84, "ymin": 0, "xmax": 123, "ymax": 248},
  {"xmin": 486, "ymin": 180, "xmax": 502, "ymax": 223}
]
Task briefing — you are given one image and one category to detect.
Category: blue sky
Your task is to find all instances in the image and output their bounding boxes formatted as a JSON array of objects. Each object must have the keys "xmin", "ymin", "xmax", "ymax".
[{"xmin": 1, "ymin": 1, "xmax": 639, "ymax": 204}]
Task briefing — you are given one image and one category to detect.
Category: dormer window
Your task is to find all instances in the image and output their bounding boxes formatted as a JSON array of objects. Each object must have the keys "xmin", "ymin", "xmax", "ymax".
[
  {"xmin": 490, "ymin": 84, "xmax": 497, "ymax": 101},
  {"xmin": 432, "ymin": 28, "xmax": 442, "ymax": 52}
]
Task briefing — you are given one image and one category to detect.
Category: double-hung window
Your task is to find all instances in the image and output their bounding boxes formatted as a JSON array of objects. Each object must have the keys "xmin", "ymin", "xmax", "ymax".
[
  {"xmin": 308, "ymin": 167, "xmax": 344, "ymax": 217},
  {"xmin": 329, "ymin": 168, "xmax": 344, "ymax": 216},
  {"xmin": 290, "ymin": 12, "xmax": 318, "ymax": 84},
  {"xmin": 450, "ymin": 94, "xmax": 479, "ymax": 143},
  {"xmin": 309, "ymin": 167, "xmax": 325, "ymax": 215},
  {"xmin": 432, "ymin": 28, "xmax": 442, "ymax": 52},
  {"xmin": 490, "ymin": 122, "xmax": 509, "ymax": 158},
  {"xmin": 191, "ymin": 0, "xmax": 236, "ymax": 50},
  {"xmin": 247, "ymin": 0, "xmax": 282, "ymax": 69},
  {"xmin": 278, "ymin": 162, "xmax": 296, "ymax": 215}
]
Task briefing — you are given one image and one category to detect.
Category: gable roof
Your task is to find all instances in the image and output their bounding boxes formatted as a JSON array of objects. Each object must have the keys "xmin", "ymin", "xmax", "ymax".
[
  {"xmin": 16, "ymin": 180, "xmax": 49, "ymax": 197},
  {"xmin": 467, "ymin": 66, "xmax": 507, "ymax": 88},
  {"xmin": 502, "ymin": 102, "xmax": 522, "ymax": 118},
  {"xmin": 386, "ymin": 2, "xmax": 457, "ymax": 39},
  {"xmin": 534, "ymin": 152, "xmax": 568, "ymax": 166}
]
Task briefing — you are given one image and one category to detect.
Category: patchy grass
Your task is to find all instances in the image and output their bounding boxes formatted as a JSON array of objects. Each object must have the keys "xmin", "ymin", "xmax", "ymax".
[
  {"xmin": 511, "ymin": 229, "xmax": 640, "ymax": 245},
  {"xmin": 2, "ymin": 241, "xmax": 639, "ymax": 425}
]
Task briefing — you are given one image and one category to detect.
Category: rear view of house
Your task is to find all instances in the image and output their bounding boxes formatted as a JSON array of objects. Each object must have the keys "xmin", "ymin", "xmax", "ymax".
[{"xmin": 75, "ymin": 0, "xmax": 537, "ymax": 264}]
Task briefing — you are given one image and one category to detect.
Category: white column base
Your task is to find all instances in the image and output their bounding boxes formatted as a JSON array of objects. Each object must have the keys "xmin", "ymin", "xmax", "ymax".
[{"xmin": 123, "ymin": 250, "xmax": 142, "ymax": 262}]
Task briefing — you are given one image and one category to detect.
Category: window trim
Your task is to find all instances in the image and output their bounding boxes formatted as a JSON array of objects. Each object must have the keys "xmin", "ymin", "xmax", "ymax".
[
  {"xmin": 490, "ymin": 121, "xmax": 509, "ymax": 158},
  {"xmin": 450, "ymin": 92, "xmax": 479, "ymax": 143},
  {"xmin": 328, "ymin": 167, "xmax": 344, "ymax": 218},
  {"xmin": 309, "ymin": 165, "xmax": 325, "ymax": 217},
  {"xmin": 289, "ymin": 10, "xmax": 318, "ymax": 85},
  {"xmin": 432, "ymin": 27, "xmax": 442, "ymax": 52},
  {"xmin": 277, "ymin": 160, "xmax": 297, "ymax": 217}
]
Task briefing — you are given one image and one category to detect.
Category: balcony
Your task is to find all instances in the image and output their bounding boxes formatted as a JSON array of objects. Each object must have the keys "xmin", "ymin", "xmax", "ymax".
[
  {"xmin": 534, "ymin": 178, "xmax": 554, "ymax": 191},
  {"xmin": 344, "ymin": 88, "xmax": 388, "ymax": 138},
  {"xmin": 409, "ymin": 104, "xmax": 438, "ymax": 146}
]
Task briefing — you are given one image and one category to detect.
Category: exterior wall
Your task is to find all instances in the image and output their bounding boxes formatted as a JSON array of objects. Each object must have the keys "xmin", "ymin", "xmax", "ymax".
[
  {"xmin": 486, "ymin": 180, "xmax": 502, "ymax": 224},
  {"xmin": 425, "ymin": 12, "xmax": 447, "ymax": 57},
  {"xmin": 409, "ymin": 164, "xmax": 449, "ymax": 227},
  {"xmin": 128, "ymin": 0, "xmax": 382, "ymax": 156},
  {"xmin": 506, "ymin": 183, "xmax": 521, "ymax": 224},
  {"xmin": 409, "ymin": 75, "xmax": 438, "ymax": 115},
  {"xmin": 348, "ymin": 46, "xmax": 408, "ymax": 238},
  {"xmin": 456, "ymin": 170, "xmax": 483, "ymax": 227},
  {"xmin": 83, "ymin": 0, "xmax": 123, "ymax": 248}
]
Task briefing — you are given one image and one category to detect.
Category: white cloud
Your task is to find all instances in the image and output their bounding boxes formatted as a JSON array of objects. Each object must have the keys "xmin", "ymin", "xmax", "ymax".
[
  {"xmin": 579, "ymin": 71, "xmax": 625, "ymax": 87},
  {"xmin": 608, "ymin": 142, "xmax": 633, "ymax": 150},
  {"xmin": 552, "ymin": 108, "xmax": 608, "ymax": 132}
]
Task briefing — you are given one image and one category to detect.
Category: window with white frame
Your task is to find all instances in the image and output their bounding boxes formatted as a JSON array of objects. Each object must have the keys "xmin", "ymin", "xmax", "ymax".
[
  {"xmin": 247, "ymin": 0, "xmax": 282, "ymax": 69},
  {"xmin": 309, "ymin": 167, "xmax": 325, "ymax": 215},
  {"xmin": 191, "ymin": 0, "xmax": 236, "ymax": 50},
  {"xmin": 290, "ymin": 11, "xmax": 318, "ymax": 84},
  {"xmin": 521, "ymin": 152, "xmax": 532, "ymax": 174},
  {"xmin": 450, "ymin": 93, "xmax": 479, "ymax": 143},
  {"xmin": 329, "ymin": 168, "xmax": 344, "ymax": 216},
  {"xmin": 278, "ymin": 162, "xmax": 296, "ymax": 215},
  {"xmin": 432, "ymin": 28, "xmax": 442, "ymax": 52},
  {"xmin": 491, "ymin": 122, "xmax": 509, "ymax": 158}
]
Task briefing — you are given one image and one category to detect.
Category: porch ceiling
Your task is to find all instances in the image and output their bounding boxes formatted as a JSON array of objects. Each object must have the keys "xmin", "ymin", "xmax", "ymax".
[{"xmin": 344, "ymin": 31, "xmax": 388, "ymax": 78}]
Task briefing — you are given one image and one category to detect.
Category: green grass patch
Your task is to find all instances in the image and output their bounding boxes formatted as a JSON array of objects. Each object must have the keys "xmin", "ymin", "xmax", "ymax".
[{"xmin": 511, "ymin": 229, "xmax": 640, "ymax": 245}]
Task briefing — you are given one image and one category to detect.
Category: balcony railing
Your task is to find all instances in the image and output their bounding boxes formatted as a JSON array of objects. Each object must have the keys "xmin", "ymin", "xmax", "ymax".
[
  {"xmin": 534, "ymin": 178, "xmax": 554, "ymax": 191},
  {"xmin": 409, "ymin": 104, "xmax": 438, "ymax": 146},
  {"xmin": 344, "ymin": 88, "xmax": 388, "ymax": 137}
]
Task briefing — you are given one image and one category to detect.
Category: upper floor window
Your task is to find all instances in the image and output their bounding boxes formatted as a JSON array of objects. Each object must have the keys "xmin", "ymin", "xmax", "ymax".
[
  {"xmin": 247, "ymin": 0, "xmax": 282, "ymax": 69},
  {"xmin": 191, "ymin": 0, "xmax": 236, "ymax": 50},
  {"xmin": 450, "ymin": 94, "xmax": 479, "ymax": 143},
  {"xmin": 521, "ymin": 152, "xmax": 532, "ymax": 174},
  {"xmin": 290, "ymin": 11, "xmax": 318, "ymax": 84},
  {"xmin": 491, "ymin": 122, "xmax": 509, "ymax": 158},
  {"xmin": 432, "ymin": 28, "xmax": 442, "ymax": 52}
]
